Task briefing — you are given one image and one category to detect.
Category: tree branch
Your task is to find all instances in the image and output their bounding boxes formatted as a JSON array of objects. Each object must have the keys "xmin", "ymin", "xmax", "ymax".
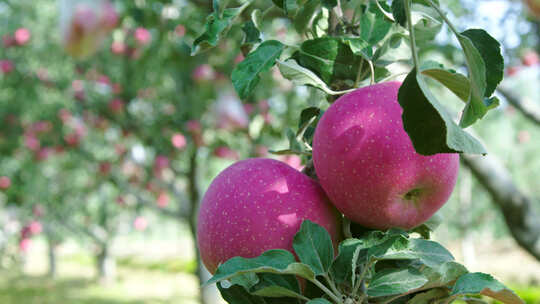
[
  {"xmin": 461, "ymin": 154, "xmax": 540, "ymax": 261},
  {"xmin": 497, "ymin": 87, "xmax": 540, "ymax": 126}
]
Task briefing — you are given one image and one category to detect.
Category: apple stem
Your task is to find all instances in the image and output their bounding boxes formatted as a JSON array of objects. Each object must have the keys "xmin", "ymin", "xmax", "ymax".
[
  {"xmin": 343, "ymin": 217, "xmax": 352, "ymax": 239},
  {"xmin": 310, "ymin": 278, "xmax": 343, "ymax": 303}
]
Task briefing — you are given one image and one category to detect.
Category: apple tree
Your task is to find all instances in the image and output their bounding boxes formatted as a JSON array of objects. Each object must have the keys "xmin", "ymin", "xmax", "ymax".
[{"xmin": 191, "ymin": 0, "xmax": 526, "ymax": 303}]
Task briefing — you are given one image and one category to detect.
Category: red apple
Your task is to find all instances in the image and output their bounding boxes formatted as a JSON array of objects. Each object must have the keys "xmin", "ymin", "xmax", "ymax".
[
  {"xmin": 197, "ymin": 158, "xmax": 341, "ymax": 273},
  {"xmin": 134, "ymin": 216, "xmax": 148, "ymax": 231},
  {"xmin": 192, "ymin": 64, "xmax": 216, "ymax": 82},
  {"xmin": 171, "ymin": 133, "xmax": 187, "ymax": 150},
  {"xmin": 521, "ymin": 50, "xmax": 539, "ymax": 66},
  {"xmin": 19, "ymin": 239, "xmax": 31, "ymax": 252},
  {"xmin": 134, "ymin": 27, "xmax": 151, "ymax": 45},
  {"xmin": 312, "ymin": 82, "xmax": 459, "ymax": 230},
  {"xmin": 0, "ymin": 176, "xmax": 11, "ymax": 190},
  {"xmin": 175, "ymin": 25, "xmax": 185, "ymax": 37},
  {"xmin": 213, "ymin": 146, "xmax": 239, "ymax": 160},
  {"xmin": 108, "ymin": 98, "xmax": 125, "ymax": 114},
  {"xmin": 0, "ymin": 60, "xmax": 14, "ymax": 74},
  {"xmin": 29, "ymin": 221, "xmax": 42, "ymax": 235},
  {"xmin": 156, "ymin": 191, "xmax": 169, "ymax": 208},
  {"xmin": 111, "ymin": 41, "xmax": 126, "ymax": 55},
  {"xmin": 14, "ymin": 28, "xmax": 31, "ymax": 46}
]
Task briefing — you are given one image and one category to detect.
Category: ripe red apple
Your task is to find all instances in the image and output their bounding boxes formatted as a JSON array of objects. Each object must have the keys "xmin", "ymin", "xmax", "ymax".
[
  {"xmin": 19, "ymin": 238, "xmax": 31, "ymax": 252},
  {"xmin": 108, "ymin": 98, "xmax": 125, "ymax": 114},
  {"xmin": 134, "ymin": 27, "xmax": 151, "ymax": 45},
  {"xmin": 134, "ymin": 216, "xmax": 148, "ymax": 231},
  {"xmin": 14, "ymin": 28, "xmax": 31, "ymax": 46},
  {"xmin": 171, "ymin": 133, "xmax": 187, "ymax": 150},
  {"xmin": 197, "ymin": 158, "xmax": 341, "ymax": 273},
  {"xmin": 0, "ymin": 60, "xmax": 14, "ymax": 74},
  {"xmin": 213, "ymin": 146, "xmax": 239, "ymax": 160},
  {"xmin": 312, "ymin": 82, "xmax": 459, "ymax": 230},
  {"xmin": 192, "ymin": 64, "xmax": 216, "ymax": 82},
  {"xmin": 156, "ymin": 191, "xmax": 169, "ymax": 208},
  {"xmin": 175, "ymin": 25, "xmax": 185, "ymax": 37},
  {"xmin": 521, "ymin": 50, "xmax": 539, "ymax": 66},
  {"xmin": 29, "ymin": 221, "xmax": 42, "ymax": 235},
  {"xmin": 0, "ymin": 176, "xmax": 11, "ymax": 190}
]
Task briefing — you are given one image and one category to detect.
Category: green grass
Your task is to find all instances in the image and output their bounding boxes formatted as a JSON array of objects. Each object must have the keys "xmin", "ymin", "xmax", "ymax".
[{"xmin": 0, "ymin": 255, "xmax": 202, "ymax": 304}]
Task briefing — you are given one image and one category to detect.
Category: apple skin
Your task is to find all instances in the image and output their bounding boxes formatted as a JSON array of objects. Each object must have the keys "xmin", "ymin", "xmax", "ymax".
[
  {"xmin": 197, "ymin": 158, "xmax": 341, "ymax": 274},
  {"xmin": 312, "ymin": 82, "xmax": 459, "ymax": 230}
]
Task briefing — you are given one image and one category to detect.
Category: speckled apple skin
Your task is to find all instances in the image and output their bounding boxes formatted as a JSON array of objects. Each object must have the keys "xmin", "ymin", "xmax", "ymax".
[
  {"xmin": 312, "ymin": 82, "xmax": 459, "ymax": 230},
  {"xmin": 197, "ymin": 158, "xmax": 342, "ymax": 274}
]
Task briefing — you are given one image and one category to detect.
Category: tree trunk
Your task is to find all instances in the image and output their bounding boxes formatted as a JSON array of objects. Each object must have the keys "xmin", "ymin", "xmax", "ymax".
[
  {"xmin": 461, "ymin": 154, "xmax": 540, "ymax": 261},
  {"xmin": 185, "ymin": 147, "xmax": 221, "ymax": 304},
  {"xmin": 46, "ymin": 237, "xmax": 58, "ymax": 278},
  {"xmin": 96, "ymin": 244, "xmax": 116, "ymax": 282}
]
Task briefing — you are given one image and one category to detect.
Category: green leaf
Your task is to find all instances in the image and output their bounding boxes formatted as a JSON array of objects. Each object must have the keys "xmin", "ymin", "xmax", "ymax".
[
  {"xmin": 192, "ymin": 3, "xmax": 249, "ymax": 55},
  {"xmin": 409, "ymin": 212, "xmax": 443, "ymax": 239},
  {"xmin": 250, "ymin": 273, "xmax": 304, "ymax": 299},
  {"xmin": 307, "ymin": 299, "xmax": 332, "ymax": 304},
  {"xmin": 242, "ymin": 21, "xmax": 262, "ymax": 46},
  {"xmin": 342, "ymin": 37, "xmax": 373, "ymax": 60},
  {"xmin": 420, "ymin": 62, "xmax": 471, "ymax": 103},
  {"xmin": 232, "ymin": 40, "xmax": 284, "ymax": 99},
  {"xmin": 420, "ymin": 261, "xmax": 469, "ymax": 288},
  {"xmin": 456, "ymin": 33, "xmax": 487, "ymax": 128},
  {"xmin": 409, "ymin": 288, "xmax": 449, "ymax": 304},
  {"xmin": 292, "ymin": 220, "xmax": 334, "ymax": 276},
  {"xmin": 359, "ymin": 1, "xmax": 393, "ymax": 44},
  {"xmin": 405, "ymin": 238, "xmax": 455, "ymax": 268},
  {"xmin": 451, "ymin": 273, "xmax": 525, "ymax": 304},
  {"xmin": 411, "ymin": 4, "xmax": 443, "ymax": 43},
  {"xmin": 398, "ymin": 69, "xmax": 486, "ymax": 155},
  {"xmin": 373, "ymin": 33, "xmax": 411, "ymax": 66},
  {"xmin": 321, "ymin": 0, "xmax": 336, "ymax": 9},
  {"xmin": 312, "ymin": 8, "xmax": 329, "ymax": 37},
  {"xmin": 272, "ymin": 0, "xmax": 285, "ymax": 9},
  {"xmin": 218, "ymin": 283, "xmax": 267, "ymax": 304},
  {"xmin": 461, "ymin": 29, "xmax": 504, "ymax": 98},
  {"xmin": 277, "ymin": 59, "xmax": 355, "ymax": 95},
  {"xmin": 367, "ymin": 267, "xmax": 428, "ymax": 298},
  {"xmin": 292, "ymin": 37, "xmax": 363, "ymax": 85},
  {"xmin": 293, "ymin": 0, "xmax": 321, "ymax": 34},
  {"xmin": 391, "ymin": 0, "xmax": 406, "ymax": 26},
  {"xmin": 330, "ymin": 238, "xmax": 363, "ymax": 285},
  {"xmin": 206, "ymin": 249, "xmax": 315, "ymax": 286}
]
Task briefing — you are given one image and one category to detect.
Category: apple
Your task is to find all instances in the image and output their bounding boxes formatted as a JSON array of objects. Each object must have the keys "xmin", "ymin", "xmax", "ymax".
[
  {"xmin": 2, "ymin": 34, "xmax": 15, "ymax": 48},
  {"xmin": 19, "ymin": 239, "xmax": 31, "ymax": 252},
  {"xmin": 171, "ymin": 133, "xmax": 187, "ymax": 150},
  {"xmin": 521, "ymin": 50, "xmax": 539, "ymax": 66},
  {"xmin": 99, "ymin": 162, "xmax": 112, "ymax": 175},
  {"xmin": 111, "ymin": 41, "xmax": 126, "ymax": 55},
  {"xmin": 197, "ymin": 158, "xmax": 342, "ymax": 273},
  {"xmin": 156, "ymin": 191, "xmax": 169, "ymax": 208},
  {"xmin": 134, "ymin": 216, "xmax": 148, "ymax": 231},
  {"xmin": 0, "ymin": 176, "xmax": 11, "ymax": 190},
  {"xmin": 29, "ymin": 221, "xmax": 42, "ymax": 235},
  {"xmin": 312, "ymin": 82, "xmax": 459, "ymax": 230},
  {"xmin": 175, "ymin": 25, "xmax": 186, "ymax": 37},
  {"xmin": 134, "ymin": 27, "xmax": 151, "ymax": 45},
  {"xmin": 213, "ymin": 146, "xmax": 239, "ymax": 160},
  {"xmin": 192, "ymin": 64, "xmax": 216, "ymax": 83},
  {"xmin": 0, "ymin": 60, "xmax": 14, "ymax": 74},
  {"xmin": 14, "ymin": 28, "xmax": 31, "ymax": 46},
  {"xmin": 108, "ymin": 98, "xmax": 125, "ymax": 114}
]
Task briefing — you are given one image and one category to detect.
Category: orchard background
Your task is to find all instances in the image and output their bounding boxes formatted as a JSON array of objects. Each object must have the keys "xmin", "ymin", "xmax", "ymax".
[{"xmin": 0, "ymin": 0, "xmax": 539, "ymax": 303}]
